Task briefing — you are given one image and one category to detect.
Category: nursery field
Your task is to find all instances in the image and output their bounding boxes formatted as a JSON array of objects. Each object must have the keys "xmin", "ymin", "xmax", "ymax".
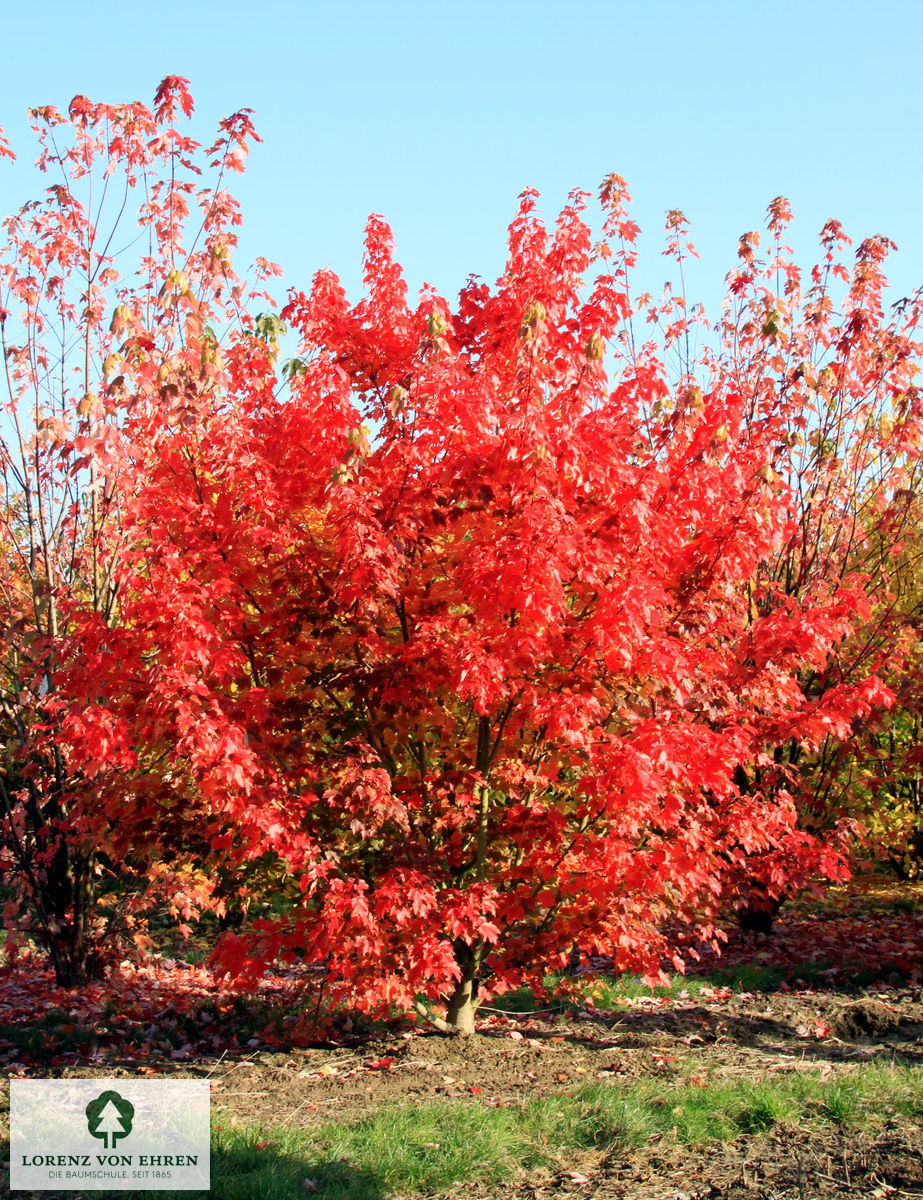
[{"xmin": 1, "ymin": 884, "xmax": 922, "ymax": 1200}]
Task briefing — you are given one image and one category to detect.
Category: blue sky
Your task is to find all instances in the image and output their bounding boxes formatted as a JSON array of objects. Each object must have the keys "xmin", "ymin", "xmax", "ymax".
[{"xmin": 1, "ymin": 0, "xmax": 921, "ymax": 318}]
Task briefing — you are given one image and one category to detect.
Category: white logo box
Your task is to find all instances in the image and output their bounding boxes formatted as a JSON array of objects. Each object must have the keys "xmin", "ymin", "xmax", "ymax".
[{"xmin": 10, "ymin": 1079, "xmax": 210, "ymax": 1191}]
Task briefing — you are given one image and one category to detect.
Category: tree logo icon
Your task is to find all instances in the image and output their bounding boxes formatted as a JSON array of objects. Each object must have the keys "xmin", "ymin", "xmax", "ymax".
[{"xmin": 85, "ymin": 1090, "xmax": 135, "ymax": 1149}]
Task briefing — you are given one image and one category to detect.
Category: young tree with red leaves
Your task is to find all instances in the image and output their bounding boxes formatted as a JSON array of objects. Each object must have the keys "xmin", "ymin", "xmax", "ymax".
[
  {"xmin": 0, "ymin": 80, "xmax": 276, "ymax": 984},
  {"xmin": 708, "ymin": 201, "xmax": 923, "ymax": 925},
  {"xmin": 81, "ymin": 173, "xmax": 917, "ymax": 1032}
]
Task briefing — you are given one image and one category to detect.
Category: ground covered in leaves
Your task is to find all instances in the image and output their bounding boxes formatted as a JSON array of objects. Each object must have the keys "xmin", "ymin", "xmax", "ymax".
[{"xmin": 1, "ymin": 882, "xmax": 922, "ymax": 1198}]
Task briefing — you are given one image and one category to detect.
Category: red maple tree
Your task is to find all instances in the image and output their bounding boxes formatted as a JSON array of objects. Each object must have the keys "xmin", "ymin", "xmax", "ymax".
[
  {"xmin": 0, "ymin": 79, "xmax": 275, "ymax": 983},
  {"xmin": 707, "ymin": 200, "xmax": 923, "ymax": 924},
  {"xmin": 81, "ymin": 175, "xmax": 909, "ymax": 1030}
]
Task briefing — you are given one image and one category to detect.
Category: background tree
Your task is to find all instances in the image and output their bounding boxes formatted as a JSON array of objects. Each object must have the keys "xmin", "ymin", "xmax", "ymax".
[
  {"xmin": 0, "ymin": 79, "xmax": 274, "ymax": 984},
  {"xmin": 706, "ymin": 201, "xmax": 923, "ymax": 925}
]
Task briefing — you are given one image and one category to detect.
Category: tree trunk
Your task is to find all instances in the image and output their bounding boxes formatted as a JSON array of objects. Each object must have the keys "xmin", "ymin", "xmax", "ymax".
[
  {"xmin": 737, "ymin": 894, "xmax": 784, "ymax": 934},
  {"xmin": 45, "ymin": 850, "xmax": 97, "ymax": 988},
  {"xmin": 445, "ymin": 976, "xmax": 476, "ymax": 1034},
  {"xmin": 443, "ymin": 940, "xmax": 478, "ymax": 1033}
]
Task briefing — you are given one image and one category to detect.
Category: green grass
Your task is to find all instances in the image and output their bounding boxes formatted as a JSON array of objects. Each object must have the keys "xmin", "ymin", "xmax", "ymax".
[
  {"xmin": 28, "ymin": 1061, "xmax": 911, "ymax": 1200},
  {"xmin": 490, "ymin": 958, "xmax": 875, "ymax": 1015},
  {"xmin": 576, "ymin": 971, "xmax": 715, "ymax": 1005},
  {"xmin": 478, "ymin": 980, "xmax": 571, "ymax": 1014},
  {"xmin": 501, "ymin": 962, "xmax": 791, "ymax": 1011}
]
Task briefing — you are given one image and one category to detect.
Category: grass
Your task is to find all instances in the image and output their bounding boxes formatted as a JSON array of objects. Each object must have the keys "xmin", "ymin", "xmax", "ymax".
[
  {"xmin": 576, "ymin": 969, "xmax": 755, "ymax": 1005},
  {"xmin": 31, "ymin": 1061, "xmax": 913, "ymax": 1200},
  {"xmin": 487, "ymin": 955, "xmax": 893, "ymax": 1017},
  {"xmin": 482, "ymin": 962, "xmax": 792, "ymax": 1015}
]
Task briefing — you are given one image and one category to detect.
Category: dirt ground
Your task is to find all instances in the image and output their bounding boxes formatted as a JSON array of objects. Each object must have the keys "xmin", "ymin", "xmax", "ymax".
[
  {"xmin": 5, "ymin": 982, "xmax": 918, "ymax": 1198},
  {"xmin": 209, "ymin": 986, "xmax": 923, "ymax": 1198},
  {"xmin": 4, "ymin": 886, "xmax": 923, "ymax": 1198},
  {"xmin": 197, "ymin": 986, "xmax": 923, "ymax": 1120}
]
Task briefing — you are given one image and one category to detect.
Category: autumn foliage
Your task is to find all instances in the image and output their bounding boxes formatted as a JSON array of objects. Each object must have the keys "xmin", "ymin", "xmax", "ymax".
[
  {"xmin": 1, "ymin": 83, "xmax": 922, "ymax": 1030},
  {"xmin": 0, "ymin": 79, "xmax": 275, "ymax": 983}
]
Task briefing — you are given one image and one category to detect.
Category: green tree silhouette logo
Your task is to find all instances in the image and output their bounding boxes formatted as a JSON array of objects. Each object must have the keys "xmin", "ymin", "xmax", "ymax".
[{"xmin": 86, "ymin": 1090, "xmax": 135, "ymax": 1149}]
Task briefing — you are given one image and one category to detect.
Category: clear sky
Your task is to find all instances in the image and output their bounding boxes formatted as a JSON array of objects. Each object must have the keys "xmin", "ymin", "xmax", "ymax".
[{"xmin": 1, "ymin": 0, "xmax": 921, "ymax": 318}]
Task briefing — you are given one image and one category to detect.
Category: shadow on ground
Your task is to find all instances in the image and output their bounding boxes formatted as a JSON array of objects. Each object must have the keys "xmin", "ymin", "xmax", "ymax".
[{"xmin": 0, "ymin": 1138, "xmax": 387, "ymax": 1200}]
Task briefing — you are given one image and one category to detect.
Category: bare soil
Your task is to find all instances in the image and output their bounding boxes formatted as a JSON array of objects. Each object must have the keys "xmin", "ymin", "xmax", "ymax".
[{"xmin": 3, "ymin": 984, "xmax": 918, "ymax": 1198}]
